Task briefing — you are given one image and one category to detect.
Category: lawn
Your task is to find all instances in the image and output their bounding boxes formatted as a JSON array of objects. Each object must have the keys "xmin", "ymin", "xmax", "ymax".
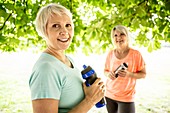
[{"xmin": 0, "ymin": 47, "xmax": 170, "ymax": 113}]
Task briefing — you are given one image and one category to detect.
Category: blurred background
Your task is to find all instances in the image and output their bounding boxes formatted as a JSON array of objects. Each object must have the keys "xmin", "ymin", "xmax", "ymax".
[
  {"xmin": 0, "ymin": 0, "xmax": 170, "ymax": 113},
  {"xmin": 0, "ymin": 46, "xmax": 170, "ymax": 113}
]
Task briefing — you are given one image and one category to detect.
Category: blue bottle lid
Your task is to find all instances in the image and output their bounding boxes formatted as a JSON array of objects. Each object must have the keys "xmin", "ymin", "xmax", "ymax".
[
  {"xmin": 82, "ymin": 65, "xmax": 95, "ymax": 79},
  {"xmin": 96, "ymin": 102, "xmax": 106, "ymax": 108},
  {"xmin": 83, "ymin": 65, "xmax": 87, "ymax": 69}
]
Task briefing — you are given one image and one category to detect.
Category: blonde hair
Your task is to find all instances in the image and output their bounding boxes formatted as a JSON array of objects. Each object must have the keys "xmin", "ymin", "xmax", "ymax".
[
  {"xmin": 111, "ymin": 25, "xmax": 131, "ymax": 46},
  {"xmin": 35, "ymin": 3, "xmax": 73, "ymax": 38},
  {"xmin": 111, "ymin": 25, "xmax": 129, "ymax": 39}
]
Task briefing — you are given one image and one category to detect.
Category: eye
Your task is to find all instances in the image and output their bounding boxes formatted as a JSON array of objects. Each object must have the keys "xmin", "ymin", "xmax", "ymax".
[
  {"xmin": 52, "ymin": 24, "xmax": 60, "ymax": 28},
  {"xmin": 114, "ymin": 34, "xmax": 118, "ymax": 37},
  {"xmin": 120, "ymin": 33, "xmax": 125, "ymax": 36},
  {"xmin": 66, "ymin": 24, "xmax": 72, "ymax": 28}
]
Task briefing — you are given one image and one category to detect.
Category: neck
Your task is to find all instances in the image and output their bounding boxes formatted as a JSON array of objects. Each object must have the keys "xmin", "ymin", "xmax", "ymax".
[
  {"xmin": 116, "ymin": 47, "xmax": 130, "ymax": 54},
  {"xmin": 45, "ymin": 47, "xmax": 66, "ymax": 62},
  {"xmin": 44, "ymin": 47, "xmax": 72, "ymax": 68}
]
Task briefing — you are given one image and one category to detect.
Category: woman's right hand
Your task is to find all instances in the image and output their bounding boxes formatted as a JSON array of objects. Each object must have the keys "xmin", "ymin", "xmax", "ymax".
[
  {"xmin": 82, "ymin": 78, "xmax": 105, "ymax": 105},
  {"xmin": 105, "ymin": 71, "xmax": 116, "ymax": 80}
]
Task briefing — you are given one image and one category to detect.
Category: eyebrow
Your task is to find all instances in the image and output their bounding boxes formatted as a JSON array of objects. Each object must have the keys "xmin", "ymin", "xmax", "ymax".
[
  {"xmin": 114, "ymin": 33, "xmax": 125, "ymax": 36},
  {"xmin": 49, "ymin": 21, "xmax": 72, "ymax": 25}
]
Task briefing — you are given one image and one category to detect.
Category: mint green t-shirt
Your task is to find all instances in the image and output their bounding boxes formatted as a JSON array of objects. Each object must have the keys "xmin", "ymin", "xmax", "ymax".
[{"xmin": 29, "ymin": 53, "xmax": 84, "ymax": 113}]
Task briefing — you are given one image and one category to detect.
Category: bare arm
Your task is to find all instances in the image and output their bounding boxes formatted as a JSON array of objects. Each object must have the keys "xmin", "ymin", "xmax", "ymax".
[
  {"xmin": 104, "ymin": 66, "xmax": 146, "ymax": 79},
  {"xmin": 32, "ymin": 99, "xmax": 59, "ymax": 113},
  {"xmin": 127, "ymin": 67, "xmax": 146, "ymax": 79},
  {"xmin": 32, "ymin": 78, "xmax": 105, "ymax": 113},
  {"xmin": 117, "ymin": 67, "xmax": 146, "ymax": 79},
  {"xmin": 32, "ymin": 98, "xmax": 93, "ymax": 113},
  {"xmin": 104, "ymin": 71, "xmax": 116, "ymax": 80}
]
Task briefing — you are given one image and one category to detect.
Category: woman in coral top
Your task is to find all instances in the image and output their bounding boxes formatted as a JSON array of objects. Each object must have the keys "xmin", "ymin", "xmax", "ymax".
[{"xmin": 104, "ymin": 25, "xmax": 146, "ymax": 113}]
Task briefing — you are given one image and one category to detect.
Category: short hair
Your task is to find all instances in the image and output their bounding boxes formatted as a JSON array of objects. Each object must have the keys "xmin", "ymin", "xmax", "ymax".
[
  {"xmin": 35, "ymin": 3, "xmax": 73, "ymax": 38},
  {"xmin": 111, "ymin": 25, "xmax": 130, "ymax": 46},
  {"xmin": 111, "ymin": 25, "xmax": 129, "ymax": 39}
]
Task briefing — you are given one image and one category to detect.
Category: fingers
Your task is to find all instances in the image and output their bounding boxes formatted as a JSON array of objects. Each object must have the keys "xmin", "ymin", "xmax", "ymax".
[
  {"xmin": 83, "ymin": 77, "xmax": 105, "ymax": 92},
  {"xmin": 118, "ymin": 70, "xmax": 126, "ymax": 77},
  {"xmin": 96, "ymin": 78, "xmax": 105, "ymax": 93},
  {"xmin": 83, "ymin": 78, "xmax": 105, "ymax": 104},
  {"xmin": 93, "ymin": 78, "xmax": 102, "ymax": 85},
  {"xmin": 83, "ymin": 78, "xmax": 105, "ymax": 90},
  {"xmin": 89, "ymin": 78, "xmax": 104, "ymax": 91},
  {"xmin": 109, "ymin": 74, "xmax": 116, "ymax": 80}
]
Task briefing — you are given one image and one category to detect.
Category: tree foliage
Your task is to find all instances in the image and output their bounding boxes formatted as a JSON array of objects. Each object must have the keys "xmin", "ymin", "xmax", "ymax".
[{"xmin": 0, "ymin": 0, "xmax": 170, "ymax": 54}]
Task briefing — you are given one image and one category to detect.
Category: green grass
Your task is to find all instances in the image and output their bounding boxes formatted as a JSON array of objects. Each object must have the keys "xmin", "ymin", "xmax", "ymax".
[
  {"xmin": 0, "ymin": 74, "xmax": 170, "ymax": 113},
  {"xmin": 135, "ymin": 74, "xmax": 170, "ymax": 113},
  {"xmin": 0, "ymin": 77, "xmax": 32, "ymax": 113}
]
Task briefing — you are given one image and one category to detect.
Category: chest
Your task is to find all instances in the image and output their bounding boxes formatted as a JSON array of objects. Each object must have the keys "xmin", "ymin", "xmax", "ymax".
[
  {"xmin": 114, "ymin": 50, "xmax": 129, "ymax": 60},
  {"xmin": 59, "ymin": 68, "xmax": 84, "ymax": 109}
]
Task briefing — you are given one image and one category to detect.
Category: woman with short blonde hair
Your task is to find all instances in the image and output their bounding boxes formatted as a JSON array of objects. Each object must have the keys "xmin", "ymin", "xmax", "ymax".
[
  {"xmin": 29, "ymin": 3, "xmax": 105, "ymax": 113},
  {"xmin": 104, "ymin": 25, "xmax": 146, "ymax": 113}
]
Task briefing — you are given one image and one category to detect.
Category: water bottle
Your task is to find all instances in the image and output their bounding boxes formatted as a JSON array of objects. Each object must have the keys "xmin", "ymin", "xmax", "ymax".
[
  {"xmin": 81, "ymin": 65, "xmax": 106, "ymax": 108},
  {"xmin": 114, "ymin": 62, "xmax": 128, "ymax": 78}
]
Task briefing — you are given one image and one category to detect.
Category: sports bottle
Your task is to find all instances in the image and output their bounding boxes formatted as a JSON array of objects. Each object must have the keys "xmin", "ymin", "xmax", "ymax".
[
  {"xmin": 114, "ymin": 62, "xmax": 128, "ymax": 77},
  {"xmin": 81, "ymin": 65, "xmax": 106, "ymax": 108}
]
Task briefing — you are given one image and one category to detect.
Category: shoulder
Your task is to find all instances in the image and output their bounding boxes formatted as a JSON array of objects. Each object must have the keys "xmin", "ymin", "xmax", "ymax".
[
  {"xmin": 31, "ymin": 53, "xmax": 65, "ymax": 80},
  {"xmin": 29, "ymin": 55, "xmax": 66, "ymax": 87},
  {"xmin": 107, "ymin": 49, "xmax": 115, "ymax": 56},
  {"xmin": 33, "ymin": 54, "xmax": 58, "ymax": 72},
  {"xmin": 129, "ymin": 48, "xmax": 144, "ymax": 62},
  {"xmin": 130, "ymin": 48, "xmax": 142, "ymax": 55},
  {"xmin": 105, "ymin": 49, "xmax": 115, "ymax": 59}
]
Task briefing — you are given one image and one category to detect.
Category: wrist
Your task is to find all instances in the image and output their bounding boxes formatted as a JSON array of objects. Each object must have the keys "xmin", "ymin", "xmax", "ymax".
[
  {"xmin": 131, "ymin": 72, "xmax": 134, "ymax": 77},
  {"xmin": 84, "ymin": 97, "xmax": 95, "ymax": 106},
  {"xmin": 110, "ymin": 71, "xmax": 114, "ymax": 76},
  {"xmin": 107, "ymin": 72, "xmax": 116, "ymax": 79}
]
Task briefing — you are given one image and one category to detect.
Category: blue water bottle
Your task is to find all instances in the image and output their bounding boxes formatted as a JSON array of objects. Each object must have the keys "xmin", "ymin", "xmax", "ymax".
[{"xmin": 81, "ymin": 65, "xmax": 106, "ymax": 108}]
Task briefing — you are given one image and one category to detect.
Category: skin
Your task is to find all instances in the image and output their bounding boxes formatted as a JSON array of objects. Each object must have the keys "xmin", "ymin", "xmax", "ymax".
[
  {"xmin": 45, "ymin": 13, "xmax": 74, "ymax": 51},
  {"xmin": 105, "ymin": 29, "xmax": 146, "ymax": 80},
  {"xmin": 32, "ymin": 13, "xmax": 105, "ymax": 113}
]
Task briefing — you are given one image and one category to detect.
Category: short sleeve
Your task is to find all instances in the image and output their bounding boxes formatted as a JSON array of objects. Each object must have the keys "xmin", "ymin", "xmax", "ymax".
[
  {"xmin": 135, "ymin": 51, "xmax": 145, "ymax": 72},
  {"xmin": 104, "ymin": 50, "xmax": 114, "ymax": 72},
  {"xmin": 29, "ymin": 62, "xmax": 64, "ymax": 100}
]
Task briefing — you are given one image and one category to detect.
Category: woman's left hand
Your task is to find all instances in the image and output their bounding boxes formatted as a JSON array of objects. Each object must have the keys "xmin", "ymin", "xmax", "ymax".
[
  {"xmin": 118, "ymin": 70, "xmax": 134, "ymax": 77},
  {"xmin": 117, "ymin": 70, "xmax": 127, "ymax": 77}
]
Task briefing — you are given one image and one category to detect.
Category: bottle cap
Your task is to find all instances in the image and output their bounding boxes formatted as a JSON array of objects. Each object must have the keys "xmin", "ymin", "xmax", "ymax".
[
  {"xmin": 123, "ymin": 62, "xmax": 128, "ymax": 68},
  {"xmin": 81, "ymin": 65, "xmax": 95, "ymax": 79}
]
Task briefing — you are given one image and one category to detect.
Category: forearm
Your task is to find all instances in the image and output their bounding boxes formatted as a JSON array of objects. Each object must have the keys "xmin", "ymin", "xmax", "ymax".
[
  {"xmin": 104, "ymin": 71, "xmax": 110, "ymax": 77},
  {"xmin": 104, "ymin": 71, "xmax": 114, "ymax": 77},
  {"xmin": 104, "ymin": 71, "xmax": 116, "ymax": 80},
  {"xmin": 130, "ymin": 71, "xmax": 146, "ymax": 79},
  {"xmin": 68, "ymin": 98, "xmax": 94, "ymax": 113}
]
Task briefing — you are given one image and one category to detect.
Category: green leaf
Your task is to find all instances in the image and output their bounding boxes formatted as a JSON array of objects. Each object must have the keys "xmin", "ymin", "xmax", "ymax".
[
  {"xmin": 148, "ymin": 42, "xmax": 153, "ymax": 52},
  {"xmin": 0, "ymin": 35, "xmax": 6, "ymax": 43},
  {"xmin": 4, "ymin": 3, "xmax": 14, "ymax": 11},
  {"xmin": 0, "ymin": 0, "xmax": 169, "ymax": 53},
  {"xmin": 0, "ymin": 8, "xmax": 8, "ymax": 18}
]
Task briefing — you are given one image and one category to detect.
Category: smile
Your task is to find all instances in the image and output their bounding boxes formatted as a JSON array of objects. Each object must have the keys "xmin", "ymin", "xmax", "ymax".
[
  {"xmin": 117, "ymin": 40, "xmax": 124, "ymax": 43},
  {"xmin": 57, "ymin": 38, "xmax": 69, "ymax": 42}
]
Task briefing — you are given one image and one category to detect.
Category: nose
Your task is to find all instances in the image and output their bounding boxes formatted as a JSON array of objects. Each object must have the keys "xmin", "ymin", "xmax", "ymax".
[
  {"xmin": 117, "ymin": 35, "xmax": 122, "ymax": 38},
  {"xmin": 59, "ymin": 27, "xmax": 68, "ymax": 35},
  {"xmin": 115, "ymin": 34, "xmax": 123, "ymax": 39}
]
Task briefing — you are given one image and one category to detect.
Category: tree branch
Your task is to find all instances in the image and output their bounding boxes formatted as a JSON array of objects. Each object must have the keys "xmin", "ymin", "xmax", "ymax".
[{"xmin": 0, "ymin": 13, "xmax": 12, "ymax": 31}]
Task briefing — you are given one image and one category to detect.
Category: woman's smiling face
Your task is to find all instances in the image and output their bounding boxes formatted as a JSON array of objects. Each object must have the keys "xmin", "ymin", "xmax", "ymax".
[
  {"xmin": 45, "ymin": 13, "xmax": 74, "ymax": 51},
  {"xmin": 112, "ymin": 30, "xmax": 128, "ymax": 49}
]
